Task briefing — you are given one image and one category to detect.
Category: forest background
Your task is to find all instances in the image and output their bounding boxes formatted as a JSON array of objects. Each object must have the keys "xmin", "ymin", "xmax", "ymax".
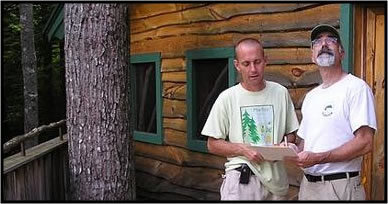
[{"xmin": 2, "ymin": 3, "xmax": 66, "ymax": 156}]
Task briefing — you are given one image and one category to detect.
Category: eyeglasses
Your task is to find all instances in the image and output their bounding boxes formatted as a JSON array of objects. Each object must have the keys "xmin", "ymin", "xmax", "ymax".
[{"xmin": 312, "ymin": 37, "xmax": 338, "ymax": 47}]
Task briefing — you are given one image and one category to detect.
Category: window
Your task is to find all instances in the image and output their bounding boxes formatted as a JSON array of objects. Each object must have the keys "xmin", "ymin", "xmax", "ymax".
[
  {"xmin": 130, "ymin": 53, "xmax": 163, "ymax": 144},
  {"xmin": 186, "ymin": 47, "xmax": 236, "ymax": 153}
]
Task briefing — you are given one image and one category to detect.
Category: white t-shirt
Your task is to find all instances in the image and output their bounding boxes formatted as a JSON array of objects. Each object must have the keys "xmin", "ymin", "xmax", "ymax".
[
  {"xmin": 201, "ymin": 81, "xmax": 299, "ymax": 196},
  {"xmin": 298, "ymin": 74, "xmax": 377, "ymax": 175}
]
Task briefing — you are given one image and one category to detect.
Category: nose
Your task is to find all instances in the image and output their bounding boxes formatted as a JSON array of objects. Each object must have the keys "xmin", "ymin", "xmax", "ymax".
[
  {"xmin": 249, "ymin": 62, "xmax": 256, "ymax": 71},
  {"xmin": 321, "ymin": 39, "xmax": 329, "ymax": 46}
]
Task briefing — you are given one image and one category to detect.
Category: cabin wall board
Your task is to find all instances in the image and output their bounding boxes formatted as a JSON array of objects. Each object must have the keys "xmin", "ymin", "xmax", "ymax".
[{"xmin": 131, "ymin": 3, "xmax": 340, "ymax": 200}]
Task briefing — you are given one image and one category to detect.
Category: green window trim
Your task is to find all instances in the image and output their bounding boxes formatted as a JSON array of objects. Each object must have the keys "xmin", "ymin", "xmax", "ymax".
[
  {"xmin": 130, "ymin": 53, "xmax": 163, "ymax": 144},
  {"xmin": 43, "ymin": 3, "xmax": 64, "ymax": 41},
  {"xmin": 340, "ymin": 3, "xmax": 353, "ymax": 74},
  {"xmin": 186, "ymin": 47, "xmax": 236, "ymax": 153}
]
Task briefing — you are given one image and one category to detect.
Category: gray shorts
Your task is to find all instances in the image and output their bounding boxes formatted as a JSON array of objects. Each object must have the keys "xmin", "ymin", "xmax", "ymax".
[
  {"xmin": 298, "ymin": 173, "xmax": 365, "ymax": 200},
  {"xmin": 220, "ymin": 169, "xmax": 286, "ymax": 200}
]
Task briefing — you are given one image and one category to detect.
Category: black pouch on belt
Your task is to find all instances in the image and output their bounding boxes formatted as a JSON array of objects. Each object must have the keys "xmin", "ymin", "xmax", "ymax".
[{"xmin": 239, "ymin": 164, "xmax": 251, "ymax": 184}]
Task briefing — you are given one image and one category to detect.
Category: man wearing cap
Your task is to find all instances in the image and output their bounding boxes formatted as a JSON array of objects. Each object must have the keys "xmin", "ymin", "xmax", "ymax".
[{"xmin": 286, "ymin": 24, "xmax": 377, "ymax": 200}]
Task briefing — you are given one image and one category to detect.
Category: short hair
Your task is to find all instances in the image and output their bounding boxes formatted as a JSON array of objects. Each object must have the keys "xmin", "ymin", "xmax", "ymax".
[{"xmin": 235, "ymin": 38, "xmax": 264, "ymax": 60}]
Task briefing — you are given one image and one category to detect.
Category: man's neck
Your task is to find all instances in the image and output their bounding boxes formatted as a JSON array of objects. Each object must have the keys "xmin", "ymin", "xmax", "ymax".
[
  {"xmin": 241, "ymin": 80, "xmax": 266, "ymax": 92},
  {"xmin": 318, "ymin": 65, "xmax": 346, "ymax": 88}
]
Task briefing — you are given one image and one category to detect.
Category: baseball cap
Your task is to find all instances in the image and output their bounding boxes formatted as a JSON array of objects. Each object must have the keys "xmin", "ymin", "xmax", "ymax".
[{"xmin": 311, "ymin": 24, "xmax": 341, "ymax": 44}]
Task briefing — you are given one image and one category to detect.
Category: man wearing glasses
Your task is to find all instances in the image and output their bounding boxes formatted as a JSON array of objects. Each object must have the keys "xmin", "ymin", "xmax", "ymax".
[{"xmin": 286, "ymin": 24, "xmax": 377, "ymax": 200}]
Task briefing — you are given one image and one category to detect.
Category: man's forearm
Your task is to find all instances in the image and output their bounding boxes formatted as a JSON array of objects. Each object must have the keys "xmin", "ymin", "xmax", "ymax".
[
  {"xmin": 314, "ymin": 126, "xmax": 373, "ymax": 164},
  {"xmin": 207, "ymin": 137, "xmax": 246, "ymax": 157}
]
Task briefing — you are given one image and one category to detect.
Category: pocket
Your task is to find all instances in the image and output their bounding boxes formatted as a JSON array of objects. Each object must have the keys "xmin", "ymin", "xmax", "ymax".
[
  {"xmin": 351, "ymin": 179, "xmax": 365, "ymax": 200},
  {"xmin": 221, "ymin": 171, "xmax": 240, "ymax": 200}
]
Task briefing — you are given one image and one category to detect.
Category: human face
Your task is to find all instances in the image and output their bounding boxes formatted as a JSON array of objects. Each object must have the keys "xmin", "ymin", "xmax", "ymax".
[
  {"xmin": 234, "ymin": 42, "xmax": 267, "ymax": 91},
  {"xmin": 311, "ymin": 32, "xmax": 343, "ymax": 67}
]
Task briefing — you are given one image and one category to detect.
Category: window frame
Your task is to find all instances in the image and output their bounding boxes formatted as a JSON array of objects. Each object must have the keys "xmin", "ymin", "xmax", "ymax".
[
  {"xmin": 130, "ymin": 52, "xmax": 163, "ymax": 144},
  {"xmin": 186, "ymin": 47, "xmax": 236, "ymax": 153}
]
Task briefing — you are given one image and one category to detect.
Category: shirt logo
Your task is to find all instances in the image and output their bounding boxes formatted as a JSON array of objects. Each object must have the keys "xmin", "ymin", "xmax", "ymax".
[
  {"xmin": 240, "ymin": 105, "xmax": 274, "ymax": 145},
  {"xmin": 322, "ymin": 104, "xmax": 333, "ymax": 116}
]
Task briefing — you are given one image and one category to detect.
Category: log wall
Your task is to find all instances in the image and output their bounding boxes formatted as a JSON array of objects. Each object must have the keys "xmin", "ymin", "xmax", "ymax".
[{"xmin": 130, "ymin": 3, "xmax": 341, "ymax": 200}]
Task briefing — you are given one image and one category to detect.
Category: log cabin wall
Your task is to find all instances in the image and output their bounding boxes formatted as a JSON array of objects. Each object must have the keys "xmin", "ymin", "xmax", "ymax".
[{"xmin": 130, "ymin": 3, "xmax": 340, "ymax": 200}]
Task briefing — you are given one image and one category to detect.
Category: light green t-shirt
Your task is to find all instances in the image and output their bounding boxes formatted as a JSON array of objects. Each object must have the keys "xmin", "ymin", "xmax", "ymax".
[{"xmin": 201, "ymin": 81, "xmax": 299, "ymax": 196}]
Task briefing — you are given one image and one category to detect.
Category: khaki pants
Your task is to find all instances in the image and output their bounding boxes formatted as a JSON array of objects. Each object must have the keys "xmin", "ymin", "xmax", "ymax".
[
  {"xmin": 298, "ymin": 174, "xmax": 365, "ymax": 200},
  {"xmin": 220, "ymin": 170, "xmax": 286, "ymax": 200}
]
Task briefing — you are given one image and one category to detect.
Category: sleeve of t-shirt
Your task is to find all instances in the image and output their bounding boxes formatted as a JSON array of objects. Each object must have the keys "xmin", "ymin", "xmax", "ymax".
[
  {"xmin": 348, "ymin": 82, "xmax": 377, "ymax": 132},
  {"xmin": 201, "ymin": 93, "xmax": 229, "ymax": 140}
]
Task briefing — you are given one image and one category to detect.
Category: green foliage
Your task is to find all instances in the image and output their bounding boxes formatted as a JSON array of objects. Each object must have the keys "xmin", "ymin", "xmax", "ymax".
[
  {"xmin": 2, "ymin": 3, "xmax": 65, "ymax": 144},
  {"xmin": 2, "ymin": 3, "xmax": 24, "ymax": 142}
]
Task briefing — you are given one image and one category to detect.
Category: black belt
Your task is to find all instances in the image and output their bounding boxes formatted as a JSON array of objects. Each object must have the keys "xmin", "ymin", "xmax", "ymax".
[{"xmin": 305, "ymin": 171, "xmax": 359, "ymax": 182}]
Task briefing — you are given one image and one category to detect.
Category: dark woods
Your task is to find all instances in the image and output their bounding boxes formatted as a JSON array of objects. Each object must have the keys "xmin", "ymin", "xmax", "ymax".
[{"xmin": 2, "ymin": 3, "xmax": 66, "ymax": 156}]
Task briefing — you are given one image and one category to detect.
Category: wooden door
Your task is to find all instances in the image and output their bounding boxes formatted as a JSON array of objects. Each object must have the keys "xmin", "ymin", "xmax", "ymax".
[{"xmin": 354, "ymin": 4, "xmax": 385, "ymax": 201}]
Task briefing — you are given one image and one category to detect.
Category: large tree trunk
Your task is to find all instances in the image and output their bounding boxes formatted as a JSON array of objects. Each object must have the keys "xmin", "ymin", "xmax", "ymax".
[
  {"xmin": 64, "ymin": 4, "xmax": 135, "ymax": 200},
  {"xmin": 19, "ymin": 3, "xmax": 39, "ymax": 148}
]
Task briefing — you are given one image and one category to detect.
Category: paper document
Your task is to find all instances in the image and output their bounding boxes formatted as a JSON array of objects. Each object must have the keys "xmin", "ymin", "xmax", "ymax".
[{"xmin": 251, "ymin": 145, "xmax": 298, "ymax": 161}]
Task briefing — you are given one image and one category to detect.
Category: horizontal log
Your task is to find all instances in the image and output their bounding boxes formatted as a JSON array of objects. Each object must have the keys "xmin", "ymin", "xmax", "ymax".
[
  {"xmin": 136, "ymin": 171, "xmax": 220, "ymax": 200},
  {"xmin": 208, "ymin": 3, "xmax": 317, "ymax": 20},
  {"xmin": 288, "ymin": 87, "xmax": 314, "ymax": 109},
  {"xmin": 265, "ymin": 64, "xmax": 318, "ymax": 86},
  {"xmin": 163, "ymin": 98, "xmax": 186, "ymax": 118},
  {"xmin": 266, "ymin": 48, "xmax": 312, "ymax": 65},
  {"xmin": 131, "ymin": 4, "xmax": 340, "ymax": 37},
  {"xmin": 294, "ymin": 69, "xmax": 322, "ymax": 87},
  {"xmin": 133, "ymin": 35, "xmax": 312, "ymax": 63},
  {"xmin": 264, "ymin": 72, "xmax": 293, "ymax": 88},
  {"xmin": 162, "ymin": 71, "xmax": 186, "ymax": 82},
  {"xmin": 164, "ymin": 128, "xmax": 186, "ymax": 148},
  {"xmin": 131, "ymin": 3, "xmax": 323, "ymax": 34},
  {"xmin": 135, "ymin": 155, "xmax": 223, "ymax": 192},
  {"xmin": 163, "ymin": 82, "xmax": 186, "ymax": 100},
  {"xmin": 134, "ymin": 141, "xmax": 226, "ymax": 169},
  {"xmin": 161, "ymin": 58, "xmax": 186, "ymax": 72},
  {"xmin": 3, "ymin": 120, "xmax": 66, "ymax": 153},
  {"xmin": 137, "ymin": 172, "xmax": 298, "ymax": 200},
  {"xmin": 135, "ymin": 151, "xmax": 303, "ymax": 198},
  {"xmin": 164, "ymin": 118, "xmax": 187, "ymax": 132},
  {"xmin": 130, "ymin": 4, "xmax": 208, "ymax": 20},
  {"xmin": 132, "ymin": 28, "xmax": 312, "ymax": 49},
  {"xmin": 132, "ymin": 3, "xmax": 317, "ymax": 33},
  {"xmin": 137, "ymin": 188, "xmax": 196, "ymax": 200}
]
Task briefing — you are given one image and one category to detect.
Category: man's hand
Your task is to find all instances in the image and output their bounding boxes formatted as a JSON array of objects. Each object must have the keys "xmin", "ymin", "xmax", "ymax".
[
  {"xmin": 240, "ymin": 144, "xmax": 265, "ymax": 163},
  {"xmin": 285, "ymin": 151, "xmax": 325, "ymax": 168},
  {"xmin": 279, "ymin": 142, "xmax": 299, "ymax": 152},
  {"xmin": 207, "ymin": 138, "xmax": 266, "ymax": 163}
]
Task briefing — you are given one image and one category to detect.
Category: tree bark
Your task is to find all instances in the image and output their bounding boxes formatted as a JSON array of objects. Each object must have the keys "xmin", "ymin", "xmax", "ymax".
[
  {"xmin": 64, "ymin": 4, "xmax": 135, "ymax": 200},
  {"xmin": 20, "ymin": 3, "xmax": 39, "ymax": 148}
]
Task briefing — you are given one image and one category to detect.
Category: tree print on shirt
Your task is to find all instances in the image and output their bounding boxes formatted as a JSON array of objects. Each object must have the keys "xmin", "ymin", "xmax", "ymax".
[
  {"xmin": 242, "ymin": 110, "xmax": 260, "ymax": 144},
  {"xmin": 241, "ymin": 105, "xmax": 274, "ymax": 145}
]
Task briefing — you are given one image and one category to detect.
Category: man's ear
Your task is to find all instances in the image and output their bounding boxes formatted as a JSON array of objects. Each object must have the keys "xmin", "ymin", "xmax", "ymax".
[
  {"xmin": 339, "ymin": 46, "xmax": 345, "ymax": 60},
  {"xmin": 234, "ymin": 59, "xmax": 240, "ymax": 72}
]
